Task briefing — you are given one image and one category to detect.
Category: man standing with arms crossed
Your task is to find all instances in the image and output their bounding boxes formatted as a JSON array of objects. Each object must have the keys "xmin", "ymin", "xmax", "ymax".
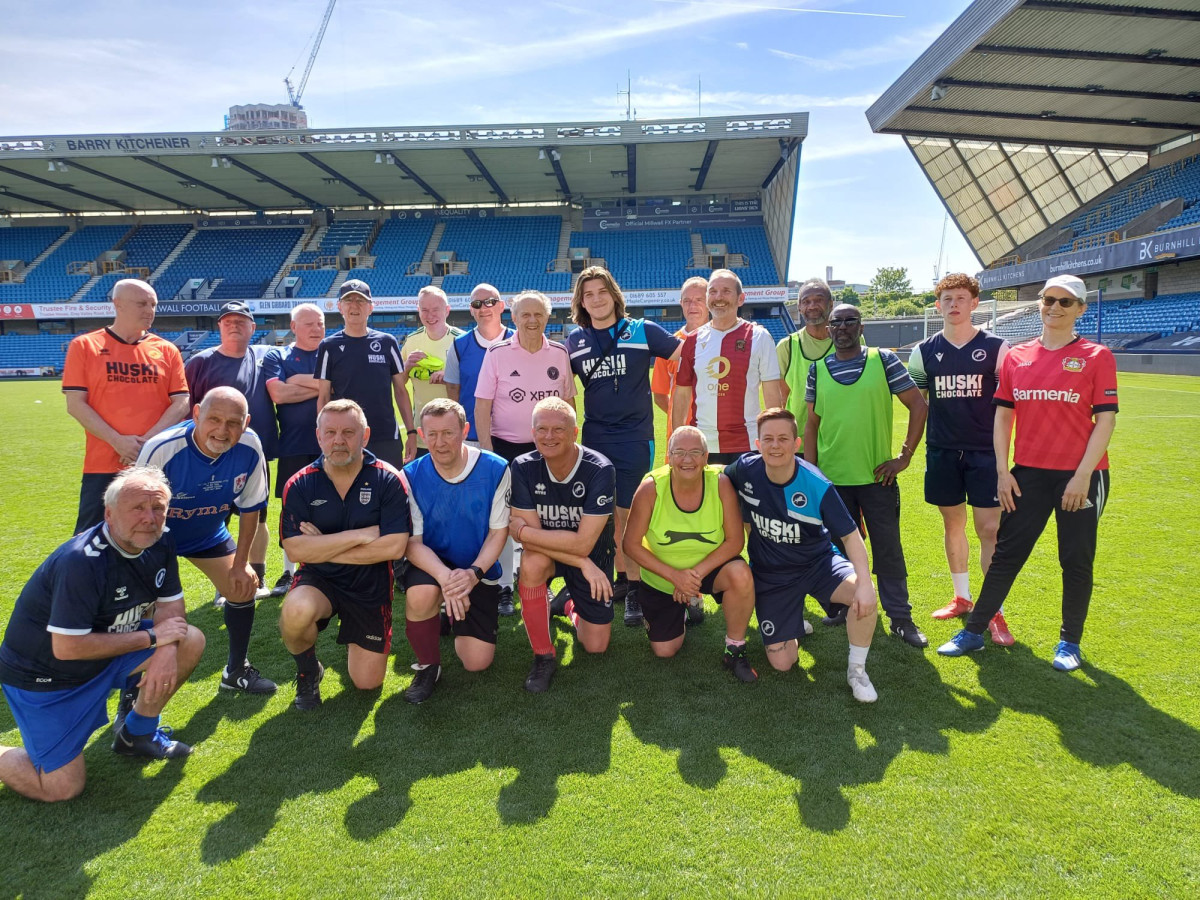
[
  {"xmin": 138, "ymin": 387, "xmax": 278, "ymax": 693},
  {"xmin": 62, "ymin": 278, "xmax": 190, "ymax": 534},
  {"xmin": 279, "ymin": 400, "xmax": 410, "ymax": 710},
  {"xmin": 908, "ymin": 274, "xmax": 1012, "ymax": 644},
  {"xmin": 565, "ymin": 266, "xmax": 680, "ymax": 628},
  {"xmin": 672, "ymin": 269, "xmax": 784, "ymax": 465},
  {"xmin": 262, "ymin": 302, "xmax": 326, "ymax": 596},
  {"xmin": 510, "ymin": 398, "xmax": 616, "ymax": 693},
  {"xmin": 803, "ymin": 304, "xmax": 930, "ymax": 648},
  {"xmin": 399, "ymin": 285, "xmax": 464, "ymax": 462},
  {"xmin": 315, "ymin": 280, "xmax": 411, "ymax": 469}
]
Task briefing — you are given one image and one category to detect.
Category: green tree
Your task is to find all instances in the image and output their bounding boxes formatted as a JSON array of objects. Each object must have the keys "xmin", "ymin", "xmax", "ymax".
[
  {"xmin": 870, "ymin": 266, "xmax": 912, "ymax": 297},
  {"xmin": 838, "ymin": 285, "xmax": 861, "ymax": 306}
]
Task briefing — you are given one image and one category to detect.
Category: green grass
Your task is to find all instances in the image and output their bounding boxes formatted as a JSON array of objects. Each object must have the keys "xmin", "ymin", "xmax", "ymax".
[{"xmin": 1, "ymin": 373, "xmax": 1198, "ymax": 899}]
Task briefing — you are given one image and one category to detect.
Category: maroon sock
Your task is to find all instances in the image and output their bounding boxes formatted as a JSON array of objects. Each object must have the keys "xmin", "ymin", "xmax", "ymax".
[
  {"xmin": 519, "ymin": 582, "xmax": 555, "ymax": 657},
  {"xmin": 406, "ymin": 616, "xmax": 442, "ymax": 667}
]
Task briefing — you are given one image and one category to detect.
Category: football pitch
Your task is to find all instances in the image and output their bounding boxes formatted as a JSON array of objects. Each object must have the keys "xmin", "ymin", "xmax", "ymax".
[{"xmin": 1, "ymin": 373, "xmax": 1198, "ymax": 899}]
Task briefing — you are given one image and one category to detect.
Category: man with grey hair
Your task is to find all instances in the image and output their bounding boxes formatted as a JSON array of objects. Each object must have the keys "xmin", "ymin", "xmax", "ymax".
[
  {"xmin": 777, "ymin": 278, "xmax": 838, "ymax": 453},
  {"xmin": 399, "ymin": 285, "xmax": 464, "ymax": 462},
  {"xmin": 0, "ymin": 466, "xmax": 207, "ymax": 800},
  {"xmin": 262, "ymin": 302, "xmax": 327, "ymax": 595},
  {"xmin": 138, "ymin": 387, "xmax": 277, "ymax": 693},
  {"xmin": 62, "ymin": 278, "xmax": 190, "ymax": 534},
  {"xmin": 622, "ymin": 425, "xmax": 757, "ymax": 678},
  {"xmin": 445, "ymin": 283, "xmax": 513, "ymax": 446}
]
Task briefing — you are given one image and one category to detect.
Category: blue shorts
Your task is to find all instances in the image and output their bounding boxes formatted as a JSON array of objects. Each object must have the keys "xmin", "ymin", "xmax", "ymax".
[
  {"xmin": 754, "ymin": 553, "xmax": 855, "ymax": 644},
  {"xmin": 554, "ymin": 561, "xmax": 614, "ymax": 626},
  {"xmin": 2, "ymin": 644, "xmax": 156, "ymax": 773},
  {"xmin": 186, "ymin": 535, "xmax": 238, "ymax": 559},
  {"xmin": 585, "ymin": 438, "xmax": 652, "ymax": 508},
  {"xmin": 925, "ymin": 447, "xmax": 1000, "ymax": 508}
]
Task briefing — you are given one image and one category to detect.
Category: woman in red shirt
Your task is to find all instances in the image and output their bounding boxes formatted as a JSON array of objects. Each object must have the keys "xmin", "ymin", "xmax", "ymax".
[{"xmin": 938, "ymin": 274, "xmax": 1117, "ymax": 671}]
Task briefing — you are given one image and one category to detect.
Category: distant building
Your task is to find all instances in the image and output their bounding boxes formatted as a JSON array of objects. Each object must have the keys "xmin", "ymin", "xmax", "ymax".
[{"xmin": 226, "ymin": 104, "xmax": 308, "ymax": 131}]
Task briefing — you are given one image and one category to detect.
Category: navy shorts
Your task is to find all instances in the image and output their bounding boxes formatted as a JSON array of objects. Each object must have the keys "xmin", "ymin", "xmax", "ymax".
[
  {"xmin": 638, "ymin": 559, "xmax": 732, "ymax": 643},
  {"xmin": 754, "ymin": 553, "xmax": 855, "ymax": 644},
  {"xmin": 403, "ymin": 561, "xmax": 501, "ymax": 644},
  {"xmin": 554, "ymin": 561, "xmax": 614, "ymax": 626},
  {"xmin": 187, "ymin": 535, "xmax": 238, "ymax": 559},
  {"xmin": 2, "ymin": 640, "xmax": 156, "ymax": 773},
  {"xmin": 294, "ymin": 569, "xmax": 394, "ymax": 654},
  {"xmin": 585, "ymin": 439, "xmax": 651, "ymax": 508},
  {"xmin": 925, "ymin": 447, "xmax": 1000, "ymax": 509}
]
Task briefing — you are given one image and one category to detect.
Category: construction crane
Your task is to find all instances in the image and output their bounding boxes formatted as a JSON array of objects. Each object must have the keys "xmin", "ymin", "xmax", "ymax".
[
  {"xmin": 284, "ymin": 0, "xmax": 337, "ymax": 109},
  {"xmin": 932, "ymin": 212, "xmax": 949, "ymax": 286}
]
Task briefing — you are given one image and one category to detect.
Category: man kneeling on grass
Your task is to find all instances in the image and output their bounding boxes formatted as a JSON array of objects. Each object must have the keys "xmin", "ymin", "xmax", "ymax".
[
  {"xmin": 510, "ymin": 397, "xmax": 616, "ymax": 693},
  {"xmin": 622, "ymin": 426, "xmax": 757, "ymax": 681},
  {"xmin": 0, "ymin": 466, "xmax": 205, "ymax": 801},
  {"xmin": 727, "ymin": 408, "xmax": 879, "ymax": 702},
  {"xmin": 278, "ymin": 400, "xmax": 410, "ymax": 711}
]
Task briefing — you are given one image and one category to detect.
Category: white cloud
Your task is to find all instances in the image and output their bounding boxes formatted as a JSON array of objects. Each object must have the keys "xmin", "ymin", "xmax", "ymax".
[{"xmin": 768, "ymin": 23, "xmax": 946, "ymax": 72}]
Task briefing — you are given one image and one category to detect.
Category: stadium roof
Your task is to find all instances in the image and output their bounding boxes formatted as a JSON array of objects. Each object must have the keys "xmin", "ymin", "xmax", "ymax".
[
  {"xmin": 0, "ymin": 114, "xmax": 806, "ymax": 217},
  {"xmin": 866, "ymin": 0, "xmax": 1200, "ymax": 266}
]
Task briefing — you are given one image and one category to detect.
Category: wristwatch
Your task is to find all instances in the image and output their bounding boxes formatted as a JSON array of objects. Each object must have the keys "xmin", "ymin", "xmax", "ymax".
[
  {"xmin": 469, "ymin": 565, "xmax": 485, "ymax": 581},
  {"xmin": 147, "ymin": 628, "xmax": 157, "ymax": 649}
]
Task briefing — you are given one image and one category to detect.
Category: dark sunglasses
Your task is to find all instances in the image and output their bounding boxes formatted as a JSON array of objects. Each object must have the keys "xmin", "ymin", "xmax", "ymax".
[
  {"xmin": 828, "ymin": 317, "xmax": 861, "ymax": 328},
  {"xmin": 470, "ymin": 297, "xmax": 501, "ymax": 309},
  {"xmin": 1040, "ymin": 295, "xmax": 1080, "ymax": 308}
]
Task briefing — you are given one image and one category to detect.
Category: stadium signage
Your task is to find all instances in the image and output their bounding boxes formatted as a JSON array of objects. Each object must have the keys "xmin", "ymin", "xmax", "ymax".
[
  {"xmin": 584, "ymin": 213, "xmax": 762, "ymax": 232},
  {"xmin": 64, "ymin": 136, "xmax": 194, "ymax": 153},
  {"xmin": 978, "ymin": 223, "xmax": 1200, "ymax": 290}
]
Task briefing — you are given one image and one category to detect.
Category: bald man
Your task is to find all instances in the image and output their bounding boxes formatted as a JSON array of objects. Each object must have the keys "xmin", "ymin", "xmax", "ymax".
[{"xmin": 63, "ymin": 278, "xmax": 190, "ymax": 534}]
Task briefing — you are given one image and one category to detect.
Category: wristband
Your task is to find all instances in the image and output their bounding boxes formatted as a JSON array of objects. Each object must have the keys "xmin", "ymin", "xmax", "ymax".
[
  {"xmin": 147, "ymin": 628, "xmax": 157, "ymax": 649},
  {"xmin": 406, "ymin": 429, "xmax": 418, "ymax": 435},
  {"xmin": 469, "ymin": 565, "xmax": 485, "ymax": 581}
]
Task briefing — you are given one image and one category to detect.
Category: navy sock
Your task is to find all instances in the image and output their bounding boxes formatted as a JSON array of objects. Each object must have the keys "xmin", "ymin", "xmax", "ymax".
[
  {"xmin": 292, "ymin": 647, "xmax": 319, "ymax": 678},
  {"xmin": 124, "ymin": 710, "xmax": 159, "ymax": 736},
  {"xmin": 224, "ymin": 601, "xmax": 255, "ymax": 672}
]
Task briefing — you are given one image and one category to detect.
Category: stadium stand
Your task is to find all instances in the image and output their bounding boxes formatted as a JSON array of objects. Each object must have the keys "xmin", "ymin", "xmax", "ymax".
[
  {"xmin": 0, "ymin": 225, "xmax": 129, "ymax": 303},
  {"xmin": 568, "ymin": 228, "xmax": 694, "ymax": 291},
  {"xmin": 992, "ymin": 292, "xmax": 1200, "ymax": 347},
  {"xmin": 436, "ymin": 216, "xmax": 569, "ymax": 293},
  {"xmin": 0, "ymin": 226, "xmax": 68, "ymax": 267},
  {"xmin": 154, "ymin": 226, "xmax": 304, "ymax": 301},
  {"xmin": 78, "ymin": 224, "xmax": 193, "ymax": 302},
  {"xmin": 696, "ymin": 227, "xmax": 781, "ymax": 286},
  {"xmin": 344, "ymin": 218, "xmax": 435, "ymax": 296}
]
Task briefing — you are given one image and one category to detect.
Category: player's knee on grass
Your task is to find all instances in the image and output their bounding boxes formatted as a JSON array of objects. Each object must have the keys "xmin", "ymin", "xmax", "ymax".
[
  {"xmin": 404, "ymin": 584, "xmax": 442, "ymax": 620},
  {"xmin": 576, "ymin": 619, "xmax": 611, "ymax": 654},
  {"xmin": 455, "ymin": 636, "xmax": 495, "ymax": 672},
  {"xmin": 765, "ymin": 640, "xmax": 799, "ymax": 671},
  {"xmin": 650, "ymin": 635, "xmax": 684, "ymax": 658},
  {"xmin": 347, "ymin": 646, "xmax": 388, "ymax": 690},
  {"xmin": 519, "ymin": 549, "xmax": 554, "ymax": 585},
  {"xmin": 279, "ymin": 587, "xmax": 331, "ymax": 635}
]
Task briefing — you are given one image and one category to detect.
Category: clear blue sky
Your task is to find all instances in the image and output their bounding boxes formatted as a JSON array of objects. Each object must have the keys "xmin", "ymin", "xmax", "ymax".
[{"xmin": 1, "ymin": 0, "xmax": 979, "ymax": 287}]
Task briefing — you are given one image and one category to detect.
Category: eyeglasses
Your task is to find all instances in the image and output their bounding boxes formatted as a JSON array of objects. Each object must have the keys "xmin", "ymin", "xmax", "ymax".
[
  {"xmin": 1040, "ymin": 295, "xmax": 1081, "ymax": 308},
  {"xmin": 669, "ymin": 449, "xmax": 706, "ymax": 461},
  {"xmin": 828, "ymin": 318, "xmax": 861, "ymax": 329},
  {"xmin": 471, "ymin": 297, "xmax": 500, "ymax": 309}
]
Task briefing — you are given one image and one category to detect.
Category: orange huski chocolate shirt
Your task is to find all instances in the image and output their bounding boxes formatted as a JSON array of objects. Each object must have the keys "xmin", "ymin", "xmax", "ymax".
[{"xmin": 62, "ymin": 327, "xmax": 189, "ymax": 473}]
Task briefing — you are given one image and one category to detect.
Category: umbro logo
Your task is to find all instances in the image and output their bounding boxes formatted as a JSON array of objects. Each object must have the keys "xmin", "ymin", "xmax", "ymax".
[{"xmin": 310, "ymin": 499, "xmax": 328, "ymax": 506}]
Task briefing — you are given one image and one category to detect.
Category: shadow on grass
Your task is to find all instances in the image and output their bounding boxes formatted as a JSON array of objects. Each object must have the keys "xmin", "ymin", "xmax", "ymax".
[
  {"xmin": 973, "ymin": 643, "xmax": 1200, "ymax": 798},
  {"xmin": 0, "ymin": 731, "xmax": 189, "ymax": 900},
  {"xmin": 622, "ymin": 625, "xmax": 1003, "ymax": 832}
]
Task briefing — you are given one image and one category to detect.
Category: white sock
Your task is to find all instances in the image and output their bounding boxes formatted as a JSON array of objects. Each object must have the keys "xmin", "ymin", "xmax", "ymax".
[
  {"xmin": 282, "ymin": 551, "xmax": 295, "ymax": 576},
  {"xmin": 500, "ymin": 536, "xmax": 515, "ymax": 589},
  {"xmin": 848, "ymin": 644, "xmax": 869, "ymax": 667},
  {"xmin": 951, "ymin": 572, "xmax": 971, "ymax": 600}
]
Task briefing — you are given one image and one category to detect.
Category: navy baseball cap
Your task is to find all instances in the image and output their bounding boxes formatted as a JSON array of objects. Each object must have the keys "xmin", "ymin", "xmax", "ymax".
[
  {"xmin": 217, "ymin": 300, "xmax": 254, "ymax": 321},
  {"xmin": 339, "ymin": 279, "xmax": 372, "ymax": 301}
]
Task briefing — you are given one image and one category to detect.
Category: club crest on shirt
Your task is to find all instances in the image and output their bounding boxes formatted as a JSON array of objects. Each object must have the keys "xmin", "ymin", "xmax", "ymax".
[
  {"xmin": 735, "ymin": 339, "xmax": 746, "ymax": 352},
  {"xmin": 572, "ymin": 482, "xmax": 586, "ymax": 499},
  {"xmin": 233, "ymin": 473, "xmax": 247, "ymax": 493},
  {"xmin": 972, "ymin": 348, "xmax": 987, "ymax": 362},
  {"xmin": 547, "ymin": 366, "xmax": 559, "ymax": 380},
  {"xmin": 790, "ymin": 491, "xmax": 808, "ymax": 508},
  {"xmin": 359, "ymin": 486, "xmax": 372, "ymax": 505},
  {"xmin": 1062, "ymin": 357, "xmax": 1085, "ymax": 372}
]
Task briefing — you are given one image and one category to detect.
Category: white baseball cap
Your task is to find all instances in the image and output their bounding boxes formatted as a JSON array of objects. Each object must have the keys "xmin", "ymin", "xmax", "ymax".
[{"xmin": 1040, "ymin": 274, "xmax": 1087, "ymax": 300}]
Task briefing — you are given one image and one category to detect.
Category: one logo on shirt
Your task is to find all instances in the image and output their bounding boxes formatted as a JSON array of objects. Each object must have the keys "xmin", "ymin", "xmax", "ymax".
[
  {"xmin": 359, "ymin": 486, "xmax": 372, "ymax": 505},
  {"xmin": 156, "ymin": 568, "xmax": 166, "ymax": 588},
  {"xmin": 233, "ymin": 473, "xmax": 247, "ymax": 493},
  {"xmin": 368, "ymin": 354, "xmax": 387, "ymax": 364},
  {"xmin": 790, "ymin": 491, "xmax": 808, "ymax": 508},
  {"xmin": 510, "ymin": 370, "xmax": 521, "ymax": 377},
  {"xmin": 547, "ymin": 366, "xmax": 559, "ymax": 380},
  {"xmin": 202, "ymin": 476, "xmax": 225, "ymax": 493},
  {"xmin": 972, "ymin": 348, "xmax": 987, "ymax": 362},
  {"xmin": 572, "ymin": 482, "xmax": 585, "ymax": 499},
  {"xmin": 115, "ymin": 586, "xmax": 129, "ymax": 602},
  {"xmin": 147, "ymin": 348, "xmax": 163, "ymax": 361},
  {"xmin": 84, "ymin": 534, "xmax": 107, "ymax": 557},
  {"xmin": 596, "ymin": 494, "xmax": 611, "ymax": 506},
  {"xmin": 935, "ymin": 352, "xmax": 944, "ymax": 362},
  {"xmin": 659, "ymin": 529, "xmax": 718, "ymax": 546},
  {"xmin": 310, "ymin": 499, "xmax": 327, "ymax": 506},
  {"xmin": 743, "ymin": 482, "xmax": 754, "ymax": 493},
  {"xmin": 509, "ymin": 388, "xmax": 527, "ymax": 403},
  {"xmin": 1063, "ymin": 357, "xmax": 1085, "ymax": 372},
  {"xmin": 535, "ymin": 483, "xmax": 547, "ymax": 495},
  {"xmin": 735, "ymin": 339, "xmax": 746, "ymax": 352},
  {"xmin": 370, "ymin": 340, "xmax": 382, "ymax": 353},
  {"xmin": 704, "ymin": 356, "xmax": 732, "ymax": 385},
  {"xmin": 1105, "ymin": 388, "xmax": 1117, "ymax": 396},
  {"xmin": 620, "ymin": 328, "xmax": 632, "ymax": 340},
  {"xmin": 760, "ymin": 619, "xmax": 776, "ymax": 637}
]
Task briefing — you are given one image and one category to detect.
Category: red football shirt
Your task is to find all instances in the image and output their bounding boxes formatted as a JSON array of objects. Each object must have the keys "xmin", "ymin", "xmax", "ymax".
[{"xmin": 994, "ymin": 337, "xmax": 1118, "ymax": 471}]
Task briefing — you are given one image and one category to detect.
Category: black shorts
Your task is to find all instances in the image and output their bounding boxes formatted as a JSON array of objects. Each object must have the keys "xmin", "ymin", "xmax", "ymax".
[
  {"xmin": 638, "ymin": 559, "xmax": 731, "ymax": 643},
  {"xmin": 403, "ymin": 560, "xmax": 501, "ymax": 644},
  {"xmin": 585, "ymin": 439, "xmax": 652, "ymax": 508},
  {"xmin": 75, "ymin": 472, "xmax": 115, "ymax": 535},
  {"xmin": 491, "ymin": 437, "xmax": 536, "ymax": 465},
  {"xmin": 925, "ymin": 447, "xmax": 1000, "ymax": 508},
  {"xmin": 753, "ymin": 553, "xmax": 855, "ymax": 644},
  {"xmin": 295, "ymin": 568, "xmax": 394, "ymax": 654},
  {"xmin": 554, "ymin": 561, "xmax": 614, "ymax": 625},
  {"xmin": 275, "ymin": 454, "xmax": 318, "ymax": 498}
]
